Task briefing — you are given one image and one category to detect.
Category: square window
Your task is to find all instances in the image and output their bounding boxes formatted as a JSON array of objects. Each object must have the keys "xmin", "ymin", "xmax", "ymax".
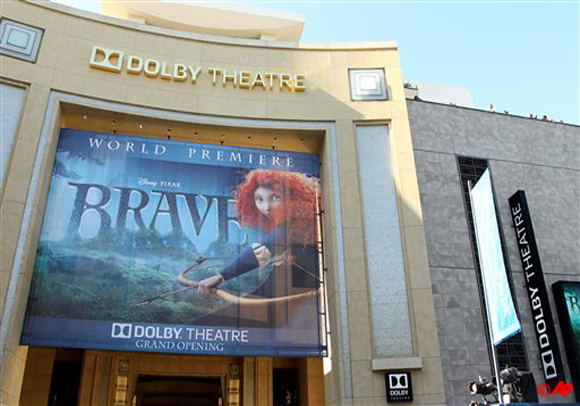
[
  {"xmin": 349, "ymin": 69, "xmax": 388, "ymax": 101},
  {"xmin": 0, "ymin": 19, "xmax": 44, "ymax": 63},
  {"xmin": 359, "ymin": 75, "xmax": 379, "ymax": 91},
  {"xmin": 6, "ymin": 27, "xmax": 30, "ymax": 49}
]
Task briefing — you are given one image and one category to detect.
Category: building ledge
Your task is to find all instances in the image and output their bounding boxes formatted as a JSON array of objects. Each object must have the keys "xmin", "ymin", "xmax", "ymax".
[
  {"xmin": 372, "ymin": 357, "xmax": 423, "ymax": 371},
  {"xmin": 101, "ymin": 0, "xmax": 305, "ymax": 41},
  {"xmin": 30, "ymin": 0, "xmax": 397, "ymax": 51},
  {"xmin": 407, "ymin": 98, "xmax": 579, "ymax": 127}
]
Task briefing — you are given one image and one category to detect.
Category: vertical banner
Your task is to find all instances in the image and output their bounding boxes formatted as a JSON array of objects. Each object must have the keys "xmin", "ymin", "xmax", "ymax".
[
  {"xmin": 21, "ymin": 129, "xmax": 326, "ymax": 357},
  {"xmin": 471, "ymin": 169, "xmax": 521, "ymax": 345},
  {"xmin": 553, "ymin": 281, "xmax": 580, "ymax": 398},
  {"xmin": 509, "ymin": 190, "xmax": 564, "ymax": 387}
]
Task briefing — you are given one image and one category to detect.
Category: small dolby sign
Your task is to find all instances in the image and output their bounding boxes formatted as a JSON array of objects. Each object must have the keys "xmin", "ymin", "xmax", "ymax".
[{"xmin": 386, "ymin": 371, "xmax": 413, "ymax": 402}]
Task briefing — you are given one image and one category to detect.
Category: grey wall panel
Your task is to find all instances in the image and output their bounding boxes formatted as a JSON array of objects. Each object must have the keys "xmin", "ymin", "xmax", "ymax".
[
  {"xmin": 356, "ymin": 125, "xmax": 413, "ymax": 358},
  {"xmin": 1, "ymin": 83, "xmax": 27, "ymax": 187},
  {"xmin": 409, "ymin": 100, "xmax": 580, "ymax": 405}
]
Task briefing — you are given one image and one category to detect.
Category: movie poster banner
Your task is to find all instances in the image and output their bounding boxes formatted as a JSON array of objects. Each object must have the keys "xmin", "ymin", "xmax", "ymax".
[
  {"xmin": 470, "ymin": 169, "xmax": 521, "ymax": 345},
  {"xmin": 553, "ymin": 281, "xmax": 580, "ymax": 398},
  {"xmin": 21, "ymin": 129, "xmax": 326, "ymax": 357}
]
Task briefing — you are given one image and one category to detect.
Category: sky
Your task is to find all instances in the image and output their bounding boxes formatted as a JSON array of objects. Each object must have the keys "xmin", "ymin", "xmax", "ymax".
[{"xmin": 54, "ymin": 0, "xmax": 579, "ymax": 124}]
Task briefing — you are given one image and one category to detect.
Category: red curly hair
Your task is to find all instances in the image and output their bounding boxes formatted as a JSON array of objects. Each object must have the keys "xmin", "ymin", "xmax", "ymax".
[{"xmin": 234, "ymin": 169, "xmax": 319, "ymax": 243}]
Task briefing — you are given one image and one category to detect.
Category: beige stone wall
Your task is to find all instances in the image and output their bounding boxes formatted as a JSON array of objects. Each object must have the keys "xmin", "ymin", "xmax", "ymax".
[
  {"xmin": 0, "ymin": 1, "xmax": 442, "ymax": 404},
  {"xmin": 18, "ymin": 348, "xmax": 55, "ymax": 406},
  {"xmin": 18, "ymin": 349, "xmax": 323, "ymax": 406}
]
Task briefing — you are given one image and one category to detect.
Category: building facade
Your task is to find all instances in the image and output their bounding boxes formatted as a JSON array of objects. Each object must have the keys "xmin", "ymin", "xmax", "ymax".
[
  {"xmin": 0, "ymin": 1, "xmax": 578, "ymax": 406},
  {"xmin": 408, "ymin": 100, "xmax": 579, "ymax": 405},
  {"xmin": 1, "ymin": 1, "xmax": 442, "ymax": 405}
]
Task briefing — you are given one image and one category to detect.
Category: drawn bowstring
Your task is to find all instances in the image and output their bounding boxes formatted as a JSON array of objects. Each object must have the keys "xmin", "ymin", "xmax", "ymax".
[{"xmin": 134, "ymin": 253, "xmax": 320, "ymax": 307}]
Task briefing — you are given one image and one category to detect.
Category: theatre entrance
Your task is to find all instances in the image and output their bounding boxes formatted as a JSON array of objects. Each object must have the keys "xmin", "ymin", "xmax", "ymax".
[
  {"xmin": 134, "ymin": 375, "xmax": 223, "ymax": 406},
  {"xmin": 20, "ymin": 348, "xmax": 324, "ymax": 405}
]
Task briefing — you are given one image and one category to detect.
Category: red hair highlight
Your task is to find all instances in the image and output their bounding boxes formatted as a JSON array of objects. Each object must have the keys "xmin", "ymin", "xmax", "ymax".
[{"xmin": 234, "ymin": 170, "xmax": 319, "ymax": 244}]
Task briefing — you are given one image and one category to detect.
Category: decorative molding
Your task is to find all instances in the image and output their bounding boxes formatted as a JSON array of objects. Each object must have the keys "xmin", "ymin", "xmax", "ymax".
[
  {"xmin": 28, "ymin": 0, "xmax": 399, "ymax": 51},
  {"xmin": 349, "ymin": 69, "xmax": 388, "ymax": 101},
  {"xmin": 0, "ymin": 19, "xmax": 44, "ymax": 63},
  {"xmin": 372, "ymin": 357, "xmax": 423, "ymax": 371}
]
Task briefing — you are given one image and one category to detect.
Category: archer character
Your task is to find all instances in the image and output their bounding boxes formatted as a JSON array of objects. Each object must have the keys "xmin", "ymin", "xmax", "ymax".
[{"xmin": 197, "ymin": 169, "xmax": 320, "ymax": 298}]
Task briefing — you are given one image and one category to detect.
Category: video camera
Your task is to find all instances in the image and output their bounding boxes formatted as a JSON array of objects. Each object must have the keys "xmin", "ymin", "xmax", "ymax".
[{"xmin": 468, "ymin": 366, "xmax": 538, "ymax": 405}]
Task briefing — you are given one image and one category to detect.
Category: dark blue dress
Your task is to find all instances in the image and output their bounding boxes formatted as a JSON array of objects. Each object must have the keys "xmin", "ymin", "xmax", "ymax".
[{"xmin": 195, "ymin": 222, "xmax": 319, "ymax": 328}]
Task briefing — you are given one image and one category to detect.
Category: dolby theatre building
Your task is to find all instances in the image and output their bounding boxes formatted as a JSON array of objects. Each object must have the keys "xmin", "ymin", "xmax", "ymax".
[{"xmin": 1, "ymin": 1, "xmax": 578, "ymax": 406}]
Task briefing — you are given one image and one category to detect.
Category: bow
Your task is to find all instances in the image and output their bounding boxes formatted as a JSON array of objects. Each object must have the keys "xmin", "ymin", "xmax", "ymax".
[
  {"xmin": 134, "ymin": 256, "xmax": 321, "ymax": 307},
  {"xmin": 133, "ymin": 257, "xmax": 209, "ymax": 306}
]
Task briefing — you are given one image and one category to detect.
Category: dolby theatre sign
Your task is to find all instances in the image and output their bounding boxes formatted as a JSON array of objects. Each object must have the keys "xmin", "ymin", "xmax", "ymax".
[{"xmin": 89, "ymin": 45, "xmax": 307, "ymax": 92}]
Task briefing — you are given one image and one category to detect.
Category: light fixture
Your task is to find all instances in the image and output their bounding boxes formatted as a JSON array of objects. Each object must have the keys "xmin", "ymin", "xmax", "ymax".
[{"xmin": 468, "ymin": 377, "xmax": 495, "ymax": 396}]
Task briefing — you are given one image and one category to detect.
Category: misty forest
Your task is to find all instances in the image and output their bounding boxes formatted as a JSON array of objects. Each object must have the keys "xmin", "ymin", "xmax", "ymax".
[{"xmin": 29, "ymin": 229, "xmax": 270, "ymax": 324}]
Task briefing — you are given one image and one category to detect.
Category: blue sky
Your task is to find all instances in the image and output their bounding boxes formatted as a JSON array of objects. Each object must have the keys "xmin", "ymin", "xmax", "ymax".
[{"xmin": 56, "ymin": 1, "xmax": 579, "ymax": 124}]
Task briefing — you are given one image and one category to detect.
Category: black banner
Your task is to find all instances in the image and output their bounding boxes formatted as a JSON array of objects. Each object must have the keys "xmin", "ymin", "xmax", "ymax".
[
  {"xmin": 386, "ymin": 372, "xmax": 413, "ymax": 402},
  {"xmin": 509, "ymin": 190, "xmax": 564, "ymax": 387}
]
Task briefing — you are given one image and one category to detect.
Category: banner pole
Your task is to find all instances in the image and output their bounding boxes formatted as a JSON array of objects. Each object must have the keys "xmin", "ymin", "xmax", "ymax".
[
  {"xmin": 468, "ymin": 180, "xmax": 503, "ymax": 400},
  {"xmin": 316, "ymin": 187, "xmax": 330, "ymax": 355}
]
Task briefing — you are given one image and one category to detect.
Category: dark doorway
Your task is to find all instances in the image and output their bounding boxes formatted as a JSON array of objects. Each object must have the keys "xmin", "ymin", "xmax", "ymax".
[
  {"xmin": 47, "ymin": 349, "xmax": 83, "ymax": 406},
  {"xmin": 134, "ymin": 375, "xmax": 223, "ymax": 406},
  {"xmin": 273, "ymin": 368, "xmax": 299, "ymax": 406}
]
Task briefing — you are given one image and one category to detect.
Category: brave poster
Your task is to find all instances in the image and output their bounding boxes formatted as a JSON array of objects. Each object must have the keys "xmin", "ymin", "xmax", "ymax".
[{"xmin": 21, "ymin": 129, "xmax": 326, "ymax": 356}]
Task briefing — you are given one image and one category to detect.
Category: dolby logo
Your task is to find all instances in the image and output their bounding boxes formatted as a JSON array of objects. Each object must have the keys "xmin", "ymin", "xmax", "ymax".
[
  {"xmin": 386, "ymin": 371, "xmax": 413, "ymax": 402},
  {"xmin": 390, "ymin": 373, "xmax": 409, "ymax": 389},
  {"xmin": 111, "ymin": 323, "xmax": 132, "ymax": 339},
  {"xmin": 90, "ymin": 46, "xmax": 124, "ymax": 73}
]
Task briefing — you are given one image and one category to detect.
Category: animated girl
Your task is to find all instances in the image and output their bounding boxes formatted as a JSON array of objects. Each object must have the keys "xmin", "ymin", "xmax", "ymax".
[{"xmin": 197, "ymin": 169, "xmax": 320, "ymax": 298}]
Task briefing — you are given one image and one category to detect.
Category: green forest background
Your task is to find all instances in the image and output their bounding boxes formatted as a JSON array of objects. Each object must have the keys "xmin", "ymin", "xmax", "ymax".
[{"xmin": 28, "ymin": 228, "xmax": 269, "ymax": 324}]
